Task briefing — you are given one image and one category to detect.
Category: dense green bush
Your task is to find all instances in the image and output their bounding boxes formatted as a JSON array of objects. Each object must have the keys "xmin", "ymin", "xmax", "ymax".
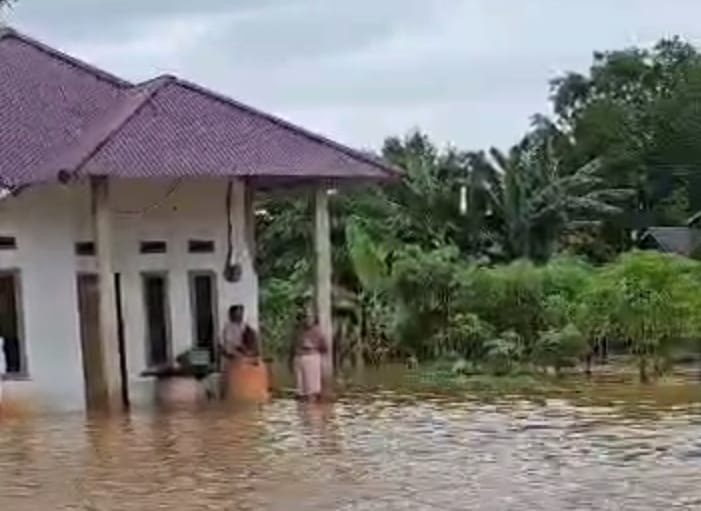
[
  {"xmin": 260, "ymin": 242, "xmax": 701, "ymax": 382},
  {"xmin": 430, "ymin": 312, "xmax": 494, "ymax": 361},
  {"xmin": 390, "ymin": 248, "xmax": 700, "ymax": 381},
  {"xmin": 466, "ymin": 261, "xmax": 547, "ymax": 347},
  {"xmin": 577, "ymin": 250, "xmax": 701, "ymax": 381},
  {"xmin": 532, "ymin": 324, "xmax": 588, "ymax": 375},
  {"xmin": 483, "ymin": 331, "xmax": 524, "ymax": 376},
  {"xmin": 259, "ymin": 261, "xmax": 309, "ymax": 358},
  {"xmin": 391, "ymin": 245, "xmax": 465, "ymax": 359}
]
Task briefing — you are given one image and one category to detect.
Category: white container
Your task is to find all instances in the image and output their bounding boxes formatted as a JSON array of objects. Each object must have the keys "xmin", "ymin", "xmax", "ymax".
[{"xmin": 154, "ymin": 377, "xmax": 206, "ymax": 408}]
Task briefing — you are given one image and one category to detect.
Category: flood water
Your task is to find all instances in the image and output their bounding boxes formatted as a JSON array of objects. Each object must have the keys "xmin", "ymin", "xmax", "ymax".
[{"xmin": 1, "ymin": 376, "xmax": 701, "ymax": 510}]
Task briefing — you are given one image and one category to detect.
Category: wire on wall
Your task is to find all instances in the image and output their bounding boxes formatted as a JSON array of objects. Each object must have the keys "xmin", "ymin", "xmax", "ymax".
[{"xmin": 113, "ymin": 180, "xmax": 182, "ymax": 215}]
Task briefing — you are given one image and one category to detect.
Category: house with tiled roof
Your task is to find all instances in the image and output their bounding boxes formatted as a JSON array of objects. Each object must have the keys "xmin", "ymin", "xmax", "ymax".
[
  {"xmin": 0, "ymin": 28, "xmax": 396, "ymax": 412},
  {"xmin": 638, "ymin": 212, "xmax": 701, "ymax": 258}
]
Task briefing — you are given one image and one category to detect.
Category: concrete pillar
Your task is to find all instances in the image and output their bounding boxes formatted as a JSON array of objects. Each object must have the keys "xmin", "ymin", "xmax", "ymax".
[
  {"xmin": 91, "ymin": 176, "xmax": 123, "ymax": 412},
  {"xmin": 313, "ymin": 186, "xmax": 333, "ymax": 380},
  {"xmin": 244, "ymin": 181, "xmax": 257, "ymax": 268},
  {"xmin": 243, "ymin": 181, "xmax": 260, "ymax": 332}
]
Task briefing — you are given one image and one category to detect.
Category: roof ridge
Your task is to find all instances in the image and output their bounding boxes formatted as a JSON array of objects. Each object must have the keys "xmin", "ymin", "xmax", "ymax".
[
  {"xmin": 0, "ymin": 26, "xmax": 131, "ymax": 88},
  {"xmin": 57, "ymin": 76, "xmax": 174, "ymax": 179},
  {"xmin": 172, "ymin": 78, "xmax": 401, "ymax": 177}
]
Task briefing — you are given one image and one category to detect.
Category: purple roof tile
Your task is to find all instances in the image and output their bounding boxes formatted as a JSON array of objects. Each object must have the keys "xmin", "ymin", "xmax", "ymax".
[{"xmin": 0, "ymin": 28, "xmax": 397, "ymax": 190}]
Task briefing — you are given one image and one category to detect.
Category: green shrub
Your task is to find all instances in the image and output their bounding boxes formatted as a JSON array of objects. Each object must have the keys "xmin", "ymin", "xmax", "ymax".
[
  {"xmin": 462, "ymin": 261, "xmax": 548, "ymax": 353},
  {"xmin": 391, "ymin": 245, "xmax": 464, "ymax": 359},
  {"xmin": 259, "ymin": 261, "xmax": 309, "ymax": 358},
  {"xmin": 532, "ymin": 324, "xmax": 588, "ymax": 375},
  {"xmin": 484, "ymin": 330, "xmax": 524, "ymax": 376},
  {"xmin": 540, "ymin": 255, "xmax": 594, "ymax": 301},
  {"xmin": 578, "ymin": 250, "xmax": 701, "ymax": 381},
  {"xmin": 261, "ymin": 241, "xmax": 701, "ymax": 382},
  {"xmin": 431, "ymin": 312, "xmax": 494, "ymax": 361}
]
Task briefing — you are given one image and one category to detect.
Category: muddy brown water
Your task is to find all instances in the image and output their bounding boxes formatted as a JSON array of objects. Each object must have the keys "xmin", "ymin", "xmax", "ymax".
[{"xmin": 1, "ymin": 370, "xmax": 700, "ymax": 510}]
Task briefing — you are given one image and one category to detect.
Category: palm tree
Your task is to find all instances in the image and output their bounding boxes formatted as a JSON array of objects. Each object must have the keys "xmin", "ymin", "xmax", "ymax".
[
  {"xmin": 382, "ymin": 131, "xmax": 509, "ymax": 259},
  {"xmin": 484, "ymin": 133, "xmax": 630, "ymax": 261}
]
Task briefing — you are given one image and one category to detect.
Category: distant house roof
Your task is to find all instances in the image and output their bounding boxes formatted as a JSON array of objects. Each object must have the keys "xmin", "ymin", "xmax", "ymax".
[
  {"xmin": 0, "ymin": 28, "xmax": 398, "ymax": 190},
  {"xmin": 639, "ymin": 227, "xmax": 701, "ymax": 257}
]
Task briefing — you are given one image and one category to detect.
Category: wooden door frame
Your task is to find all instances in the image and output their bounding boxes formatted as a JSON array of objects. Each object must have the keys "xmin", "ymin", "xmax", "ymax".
[
  {"xmin": 76, "ymin": 272, "xmax": 129, "ymax": 409},
  {"xmin": 140, "ymin": 271, "xmax": 172, "ymax": 367},
  {"xmin": 187, "ymin": 269, "xmax": 219, "ymax": 349},
  {"xmin": 0, "ymin": 269, "xmax": 27, "ymax": 377}
]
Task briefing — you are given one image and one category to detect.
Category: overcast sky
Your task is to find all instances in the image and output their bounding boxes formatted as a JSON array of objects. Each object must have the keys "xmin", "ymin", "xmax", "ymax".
[{"xmin": 6, "ymin": 1, "xmax": 701, "ymax": 152}]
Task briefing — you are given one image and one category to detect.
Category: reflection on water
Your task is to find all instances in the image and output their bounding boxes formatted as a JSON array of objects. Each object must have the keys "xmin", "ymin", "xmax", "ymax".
[{"xmin": 1, "ymin": 379, "xmax": 701, "ymax": 510}]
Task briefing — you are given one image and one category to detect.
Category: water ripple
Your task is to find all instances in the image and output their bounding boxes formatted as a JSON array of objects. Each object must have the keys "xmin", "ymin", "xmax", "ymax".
[{"xmin": 0, "ymin": 390, "xmax": 700, "ymax": 510}]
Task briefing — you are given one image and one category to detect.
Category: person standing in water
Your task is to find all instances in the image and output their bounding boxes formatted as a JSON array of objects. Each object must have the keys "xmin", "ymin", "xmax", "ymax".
[{"xmin": 289, "ymin": 310, "xmax": 328, "ymax": 402}]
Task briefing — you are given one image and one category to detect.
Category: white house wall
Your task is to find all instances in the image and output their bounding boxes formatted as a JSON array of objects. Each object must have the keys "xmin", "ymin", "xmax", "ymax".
[
  {"xmin": 0, "ymin": 178, "xmax": 258, "ymax": 412},
  {"xmin": 0, "ymin": 185, "xmax": 85, "ymax": 411}
]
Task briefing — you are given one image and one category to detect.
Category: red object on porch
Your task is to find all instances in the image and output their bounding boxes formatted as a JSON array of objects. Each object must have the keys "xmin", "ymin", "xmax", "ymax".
[{"xmin": 226, "ymin": 357, "xmax": 270, "ymax": 404}]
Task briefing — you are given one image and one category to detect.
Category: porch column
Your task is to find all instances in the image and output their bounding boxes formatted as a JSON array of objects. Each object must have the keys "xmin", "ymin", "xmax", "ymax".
[
  {"xmin": 313, "ymin": 186, "xmax": 333, "ymax": 379},
  {"xmin": 244, "ymin": 181, "xmax": 257, "ymax": 272},
  {"xmin": 243, "ymin": 181, "xmax": 259, "ymax": 330},
  {"xmin": 91, "ymin": 176, "xmax": 123, "ymax": 412}
]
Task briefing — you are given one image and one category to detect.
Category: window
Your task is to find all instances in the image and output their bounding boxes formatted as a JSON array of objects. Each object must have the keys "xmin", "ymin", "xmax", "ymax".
[
  {"xmin": 142, "ymin": 273, "xmax": 171, "ymax": 367},
  {"xmin": 0, "ymin": 236, "xmax": 17, "ymax": 250},
  {"xmin": 0, "ymin": 271, "xmax": 25, "ymax": 375},
  {"xmin": 188, "ymin": 240, "xmax": 215, "ymax": 254},
  {"xmin": 189, "ymin": 271, "xmax": 218, "ymax": 362},
  {"xmin": 75, "ymin": 241, "xmax": 96, "ymax": 256},
  {"xmin": 139, "ymin": 241, "xmax": 167, "ymax": 254}
]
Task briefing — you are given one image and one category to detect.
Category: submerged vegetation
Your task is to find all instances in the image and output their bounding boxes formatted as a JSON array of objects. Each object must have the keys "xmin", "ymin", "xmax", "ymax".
[{"xmin": 258, "ymin": 37, "xmax": 701, "ymax": 386}]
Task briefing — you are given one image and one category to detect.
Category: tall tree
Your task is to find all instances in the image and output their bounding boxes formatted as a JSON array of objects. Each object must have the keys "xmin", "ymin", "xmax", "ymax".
[{"xmin": 550, "ymin": 37, "xmax": 701, "ymax": 237}]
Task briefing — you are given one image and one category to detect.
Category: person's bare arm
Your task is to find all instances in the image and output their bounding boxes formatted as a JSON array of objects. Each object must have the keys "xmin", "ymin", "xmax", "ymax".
[
  {"xmin": 316, "ymin": 327, "xmax": 329, "ymax": 355},
  {"xmin": 220, "ymin": 326, "xmax": 234, "ymax": 359},
  {"xmin": 242, "ymin": 326, "xmax": 261, "ymax": 360}
]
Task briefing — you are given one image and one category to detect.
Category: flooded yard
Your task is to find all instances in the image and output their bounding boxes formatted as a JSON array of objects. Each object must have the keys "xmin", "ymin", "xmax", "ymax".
[{"xmin": 1, "ymin": 378, "xmax": 700, "ymax": 510}]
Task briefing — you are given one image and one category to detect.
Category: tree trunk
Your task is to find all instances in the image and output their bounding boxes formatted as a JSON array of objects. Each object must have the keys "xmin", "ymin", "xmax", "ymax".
[
  {"xmin": 602, "ymin": 338, "xmax": 609, "ymax": 363},
  {"xmin": 653, "ymin": 356, "xmax": 665, "ymax": 380},
  {"xmin": 584, "ymin": 353, "xmax": 593, "ymax": 378},
  {"xmin": 639, "ymin": 356, "xmax": 650, "ymax": 384},
  {"xmin": 355, "ymin": 298, "xmax": 366, "ymax": 373}
]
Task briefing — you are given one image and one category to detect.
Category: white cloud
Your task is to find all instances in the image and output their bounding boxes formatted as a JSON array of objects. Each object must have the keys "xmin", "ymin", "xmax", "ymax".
[{"xmin": 64, "ymin": 15, "xmax": 227, "ymax": 80}]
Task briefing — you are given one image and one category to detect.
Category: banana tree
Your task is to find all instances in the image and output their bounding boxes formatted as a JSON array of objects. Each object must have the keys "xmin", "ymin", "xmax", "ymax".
[{"xmin": 343, "ymin": 218, "xmax": 394, "ymax": 368}]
